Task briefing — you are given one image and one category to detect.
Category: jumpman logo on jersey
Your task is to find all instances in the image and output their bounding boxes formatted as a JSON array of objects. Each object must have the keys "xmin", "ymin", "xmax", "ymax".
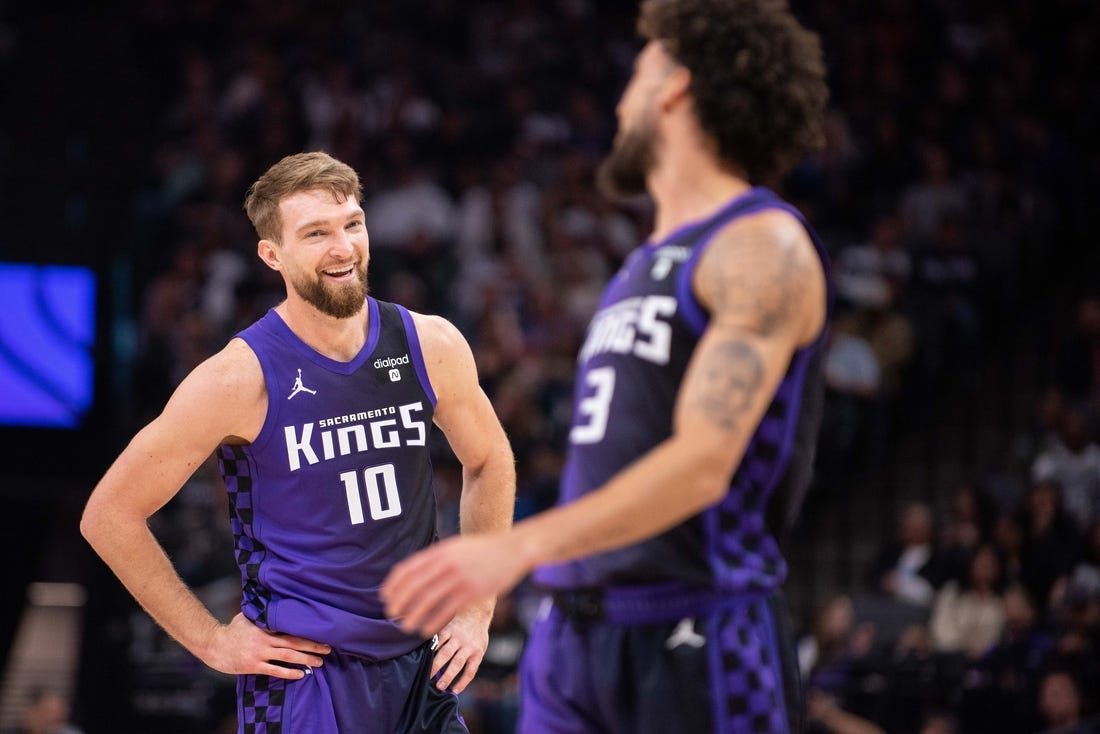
[
  {"xmin": 287, "ymin": 369, "xmax": 317, "ymax": 400},
  {"xmin": 665, "ymin": 617, "xmax": 706, "ymax": 650}
]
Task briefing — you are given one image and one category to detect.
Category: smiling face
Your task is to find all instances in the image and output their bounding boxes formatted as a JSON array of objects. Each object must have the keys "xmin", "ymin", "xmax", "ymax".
[{"xmin": 262, "ymin": 188, "xmax": 370, "ymax": 318}]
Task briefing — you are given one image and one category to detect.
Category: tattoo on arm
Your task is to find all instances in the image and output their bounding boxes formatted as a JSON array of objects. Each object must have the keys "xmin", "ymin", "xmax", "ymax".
[
  {"xmin": 700, "ymin": 220, "xmax": 814, "ymax": 337},
  {"xmin": 689, "ymin": 340, "xmax": 764, "ymax": 430},
  {"xmin": 707, "ymin": 252, "xmax": 805, "ymax": 336}
]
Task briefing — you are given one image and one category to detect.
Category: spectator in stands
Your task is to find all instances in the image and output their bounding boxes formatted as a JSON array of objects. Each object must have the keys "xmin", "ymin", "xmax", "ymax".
[
  {"xmin": 867, "ymin": 502, "xmax": 945, "ymax": 606},
  {"xmin": 1017, "ymin": 388, "xmax": 1070, "ymax": 473},
  {"xmin": 452, "ymin": 159, "xmax": 548, "ymax": 325},
  {"xmin": 1049, "ymin": 601, "xmax": 1100, "ymax": 703},
  {"xmin": 930, "ymin": 544, "xmax": 1006, "ymax": 659},
  {"xmin": 1070, "ymin": 520, "xmax": 1100, "ymax": 598},
  {"xmin": 798, "ymin": 594, "xmax": 877, "ymax": 699},
  {"xmin": 1046, "ymin": 529, "xmax": 1100, "ymax": 717},
  {"xmin": 817, "ymin": 310, "xmax": 883, "ymax": 490},
  {"xmin": 2, "ymin": 689, "xmax": 85, "ymax": 734},
  {"xmin": 1032, "ymin": 406, "xmax": 1100, "ymax": 532},
  {"xmin": 842, "ymin": 304, "xmax": 916, "ymax": 404},
  {"xmin": 1018, "ymin": 481, "xmax": 1084, "ymax": 614},
  {"xmin": 993, "ymin": 511, "xmax": 1026, "ymax": 587},
  {"xmin": 833, "ymin": 211, "xmax": 916, "ymax": 392},
  {"xmin": 835, "ymin": 210, "xmax": 912, "ymax": 313},
  {"xmin": 938, "ymin": 482, "xmax": 998, "ymax": 584},
  {"xmin": 883, "ymin": 623, "xmax": 944, "ymax": 734},
  {"xmin": 960, "ymin": 584, "xmax": 1052, "ymax": 734},
  {"xmin": 1036, "ymin": 669, "xmax": 1095, "ymax": 734},
  {"xmin": 900, "ymin": 144, "xmax": 966, "ymax": 246}
]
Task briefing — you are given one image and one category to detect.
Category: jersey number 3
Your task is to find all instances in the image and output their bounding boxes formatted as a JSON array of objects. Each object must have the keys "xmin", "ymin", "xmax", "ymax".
[
  {"xmin": 570, "ymin": 366, "xmax": 615, "ymax": 445},
  {"xmin": 339, "ymin": 464, "xmax": 403, "ymax": 523}
]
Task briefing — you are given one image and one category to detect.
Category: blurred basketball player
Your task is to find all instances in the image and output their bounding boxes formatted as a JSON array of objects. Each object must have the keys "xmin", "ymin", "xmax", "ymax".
[{"xmin": 384, "ymin": 1, "xmax": 830, "ymax": 731}]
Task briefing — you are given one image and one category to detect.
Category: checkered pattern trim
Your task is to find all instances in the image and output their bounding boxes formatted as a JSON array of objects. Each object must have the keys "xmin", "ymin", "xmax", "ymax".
[
  {"xmin": 712, "ymin": 389, "xmax": 792, "ymax": 590},
  {"xmin": 218, "ymin": 445, "xmax": 272, "ymax": 627},
  {"xmin": 713, "ymin": 599, "xmax": 788, "ymax": 734},
  {"xmin": 240, "ymin": 673, "xmax": 286, "ymax": 734}
]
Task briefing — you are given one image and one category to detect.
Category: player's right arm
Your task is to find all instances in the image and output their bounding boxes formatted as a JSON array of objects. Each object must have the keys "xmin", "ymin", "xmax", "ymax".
[{"xmin": 80, "ymin": 339, "xmax": 330, "ymax": 679}]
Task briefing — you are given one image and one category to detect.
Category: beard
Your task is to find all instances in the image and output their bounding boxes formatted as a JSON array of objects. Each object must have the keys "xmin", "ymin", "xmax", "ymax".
[
  {"xmin": 597, "ymin": 116, "xmax": 657, "ymax": 201},
  {"xmin": 290, "ymin": 262, "xmax": 369, "ymax": 318}
]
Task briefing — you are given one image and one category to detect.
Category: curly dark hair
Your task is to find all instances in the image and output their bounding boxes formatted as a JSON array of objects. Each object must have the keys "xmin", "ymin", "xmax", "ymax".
[{"xmin": 638, "ymin": 0, "xmax": 828, "ymax": 182}]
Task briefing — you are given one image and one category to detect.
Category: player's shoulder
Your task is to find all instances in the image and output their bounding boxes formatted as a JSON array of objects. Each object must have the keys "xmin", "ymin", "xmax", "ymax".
[
  {"xmin": 209, "ymin": 336, "xmax": 263, "ymax": 378},
  {"xmin": 406, "ymin": 311, "xmax": 470, "ymax": 360},
  {"xmin": 696, "ymin": 204, "xmax": 826, "ymax": 341},
  {"xmin": 712, "ymin": 205, "xmax": 814, "ymax": 260},
  {"xmin": 404, "ymin": 310, "xmax": 479, "ymax": 403},
  {"xmin": 182, "ymin": 337, "xmax": 265, "ymax": 402}
]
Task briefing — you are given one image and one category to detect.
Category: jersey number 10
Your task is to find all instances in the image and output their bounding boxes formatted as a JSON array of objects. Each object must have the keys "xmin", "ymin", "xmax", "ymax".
[{"xmin": 338, "ymin": 464, "xmax": 403, "ymax": 523}]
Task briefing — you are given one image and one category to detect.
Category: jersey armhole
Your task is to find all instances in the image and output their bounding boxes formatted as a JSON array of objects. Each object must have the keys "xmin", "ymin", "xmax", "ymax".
[
  {"xmin": 232, "ymin": 333, "xmax": 279, "ymax": 453},
  {"xmin": 395, "ymin": 305, "xmax": 439, "ymax": 408},
  {"xmin": 676, "ymin": 229, "xmax": 722, "ymax": 337},
  {"xmin": 675, "ymin": 201, "xmax": 834, "ymax": 345}
]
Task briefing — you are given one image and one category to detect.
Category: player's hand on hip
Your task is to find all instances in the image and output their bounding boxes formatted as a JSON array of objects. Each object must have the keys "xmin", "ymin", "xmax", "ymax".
[
  {"xmin": 205, "ymin": 613, "xmax": 331, "ymax": 679},
  {"xmin": 430, "ymin": 605, "xmax": 492, "ymax": 694},
  {"xmin": 381, "ymin": 533, "xmax": 527, "ymax": 638}
]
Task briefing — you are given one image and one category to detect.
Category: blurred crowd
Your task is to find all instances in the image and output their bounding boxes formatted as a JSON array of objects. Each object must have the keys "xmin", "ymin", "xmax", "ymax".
[{"xmin": 27, "ymin": 0, "xmax": 1098, "ymax": 732}]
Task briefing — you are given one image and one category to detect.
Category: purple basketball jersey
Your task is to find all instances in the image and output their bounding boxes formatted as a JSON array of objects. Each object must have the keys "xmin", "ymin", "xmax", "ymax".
[
  {"xmin": 536, "ymin": 188, "xmax": 832, "ymax": 595},
  {"xmin": 218, "ymin": 297, "xmax": 438, "ymax": 661}
]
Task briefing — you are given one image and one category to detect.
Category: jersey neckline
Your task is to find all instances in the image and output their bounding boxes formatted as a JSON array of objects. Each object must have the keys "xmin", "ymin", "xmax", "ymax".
[
  {"xmin": 263, "ymin": 296, "xmax": 382, "ymax": 375},
  {"xmin": 643, "ymin": 186, "xmax": 765, "ymax": 250}
]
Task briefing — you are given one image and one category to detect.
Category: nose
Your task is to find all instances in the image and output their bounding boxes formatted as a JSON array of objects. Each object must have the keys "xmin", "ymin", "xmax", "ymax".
[{"xmin": 329, "ymin": 229, "xmax": 356, "ymax": 259}]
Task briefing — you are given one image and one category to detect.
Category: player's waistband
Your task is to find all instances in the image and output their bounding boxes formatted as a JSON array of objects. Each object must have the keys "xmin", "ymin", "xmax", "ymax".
[{"xmin": 545, "ymin": 582, "xmax": 771, "ymax": 626}]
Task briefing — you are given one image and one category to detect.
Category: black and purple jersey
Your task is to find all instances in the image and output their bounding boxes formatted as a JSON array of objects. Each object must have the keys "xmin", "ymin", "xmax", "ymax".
[
  {"xmin": 217, "ymin": 297, "xmax": 437, "ymax": 662},
  {"xmin": 536, "ymin": 187, "xmax": 831, "ymax": 595}
]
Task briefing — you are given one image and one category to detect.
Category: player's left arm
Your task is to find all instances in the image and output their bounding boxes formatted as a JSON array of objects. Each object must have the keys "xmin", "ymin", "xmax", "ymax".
[
  {"xmin": 671, "ymin": 208, "xmax": 827, "ymax": 495},
  {"xmin": 411, "ymin": 312, "xmax": 517, "ymax": 692},
  {"xmin": 383, "ymin": 210, "xmax": 825, "ymax": 634}
]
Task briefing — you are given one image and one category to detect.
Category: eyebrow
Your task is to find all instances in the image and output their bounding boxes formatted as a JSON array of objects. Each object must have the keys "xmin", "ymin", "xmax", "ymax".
[{"xmin": 294, "ymin": 210, "xmax": 365, "ymax": 236}]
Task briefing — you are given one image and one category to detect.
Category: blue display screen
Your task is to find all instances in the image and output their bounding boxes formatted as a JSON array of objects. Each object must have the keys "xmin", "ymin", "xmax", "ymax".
[{"xmin": 0, "ymin": 263, "xmax": 96, "ymax": 428}]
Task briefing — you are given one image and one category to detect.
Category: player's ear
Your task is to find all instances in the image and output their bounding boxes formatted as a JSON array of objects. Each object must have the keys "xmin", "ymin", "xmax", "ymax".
[
  {"xmin": 658, "ymin": 65, "xmax": 691, "ymax": 112},
  {"xmin": 257, "ymin": 239, "xmax": 283, "ymax": 272}
]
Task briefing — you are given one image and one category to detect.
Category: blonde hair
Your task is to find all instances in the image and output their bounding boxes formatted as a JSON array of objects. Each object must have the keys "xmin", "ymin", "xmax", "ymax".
[{"xmin": 244, "ymin": 151, "xmax": 362, "ymax": 243}]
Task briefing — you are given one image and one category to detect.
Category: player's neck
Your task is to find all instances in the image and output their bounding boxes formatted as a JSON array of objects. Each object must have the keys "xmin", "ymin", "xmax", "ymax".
[
  {"xmin": 647, "ymin": 151, "xmax": 751, "ymax": 242},
  {"xmin": 276, "ymin": 297, "xmax": 370, "ymax": 362}
]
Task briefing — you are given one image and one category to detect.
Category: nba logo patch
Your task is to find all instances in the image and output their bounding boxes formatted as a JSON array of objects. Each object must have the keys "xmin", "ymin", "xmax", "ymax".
[{"xmin": 389, "ymin": 368, "xmax": 401, "ymax": 382}]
